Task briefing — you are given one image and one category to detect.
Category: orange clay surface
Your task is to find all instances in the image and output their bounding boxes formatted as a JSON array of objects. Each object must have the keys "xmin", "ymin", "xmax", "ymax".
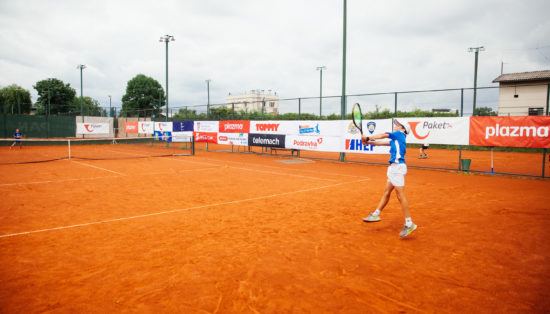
[{"xmin": 1, "ymin": 148, "xmax": 549, "ymax": 313}]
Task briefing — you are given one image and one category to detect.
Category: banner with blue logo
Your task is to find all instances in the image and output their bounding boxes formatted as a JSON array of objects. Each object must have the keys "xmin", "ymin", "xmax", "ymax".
[{"xmin": 173, "ymin": 121, "xmax": 194, "ymax": 132}]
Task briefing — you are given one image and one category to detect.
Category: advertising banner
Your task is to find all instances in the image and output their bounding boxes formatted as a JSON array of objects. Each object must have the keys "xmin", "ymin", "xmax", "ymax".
[
  {"xmin": 293, "ymin": 120, "xmax": 344, "ymax": 137},
  {"xmin": 124, "ymin": 122, "xmax": 138, "ymax": 134},
  {"xmin": 397, "ymin": 117, "xmax": 470, "ymax": 145},
  {"xmin": 248, "ymin": 133, "xmax": 286, "ymax": 148},
  {"xmin": 469, "ymin": 116, "xmax": 550, "ymax": 148},
  {"xmin": 173, "ymin": 121, "xmax": 194, "ymax": 132},
  {"xmin": 219, "ymin": 120, "xmax": 250, "ymax": 133},
  {"xmin": 154, "ymin": 131, "xmax": 172, "ymax": 142},
  {"xmin": 76, "ymin": 123, "xmax": 110, "ymax": 135},
  {"xmin": 194, "ymin": 121, "xmax": 219, "ymax": 133},
  {"xmin": 172, "ymin": 131, "xmax": 193, "ymax": 141},
  {"xmin": 194, "ymin": 132, "xmax": 218, "ymax": 143},
  {"xmin": 250, "ymin": 121, "xmax": 295, "ymax": 134},
  {"xmin": 138, "ymin": 121, "xmax": 154, "ymax": 134},
  {"xmin": 154, "ymin": 122, "xmax": 173, "ymax": 133},
  {"xmin": 286, "ymin": 135, "xmax": 341, "ymax": 152},
  {"xmin": 218, "ymin": 133, "xmax": 248, "ymax": 146},
  {"xmin": 342, "ymin": 119, "xmax": 391, "ymax": 154}
]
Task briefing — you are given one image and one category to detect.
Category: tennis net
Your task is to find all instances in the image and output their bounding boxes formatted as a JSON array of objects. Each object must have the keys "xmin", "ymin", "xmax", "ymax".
[{"xmin": 0, "ymin": 136, "xmax": 194, "ymax": 164}]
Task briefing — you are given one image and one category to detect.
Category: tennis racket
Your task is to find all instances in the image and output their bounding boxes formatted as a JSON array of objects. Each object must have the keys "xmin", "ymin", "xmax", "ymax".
[{"xmin": 352, "ymin": 103, "xmax": 363, "ymax": 135}]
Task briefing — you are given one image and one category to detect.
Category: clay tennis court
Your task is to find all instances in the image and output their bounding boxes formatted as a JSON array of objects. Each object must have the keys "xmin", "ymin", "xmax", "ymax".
[{"xmin": 1, "ymin": 147, "xmax": 549, "ymax": 313}]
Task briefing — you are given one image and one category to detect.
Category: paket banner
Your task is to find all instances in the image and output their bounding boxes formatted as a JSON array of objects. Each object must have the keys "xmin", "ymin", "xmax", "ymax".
[
  {"xmin": 397, "ymin": 117, "xmax": 470, "ymax": 145},
  {"xmin": 469, "ymin": 116, "xmax": 550, "ymax": 148},
  {"xmin": 77, "ymin": 123, "xmax": 110, "ymax": 134}
]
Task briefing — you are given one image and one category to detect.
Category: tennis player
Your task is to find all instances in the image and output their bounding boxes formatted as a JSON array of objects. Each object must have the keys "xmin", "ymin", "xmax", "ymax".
[
  {"xmin": 10, "ymin": 128, "xmax": 22, "ymax": 150},
  {"xmin": 361, "ymin": 120, "xmax": 417, "ymax": 237},
  {"xmin": 419, "ymin": 142, "xmax": 429, "ymax": 159}
]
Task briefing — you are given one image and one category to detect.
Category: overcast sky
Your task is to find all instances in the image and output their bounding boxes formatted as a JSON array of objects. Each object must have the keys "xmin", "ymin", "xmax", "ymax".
[{"xmin": 1, "ymin": 0, "xmax": 549, "ymax": 115}]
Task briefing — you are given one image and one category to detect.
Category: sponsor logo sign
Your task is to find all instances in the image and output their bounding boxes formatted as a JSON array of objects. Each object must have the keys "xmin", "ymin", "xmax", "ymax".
[
  {"xmin": 154, "ymin": 122, "xmax": 173, "ymax": 132},
  {"xmin": 255, "ymin": 122, "xmax": 280, "ymax": 132},
  {"xmin": 219, "ymin": 120, "xmax": 250, "ymax": 133},
  {"xmin": 173, "ymin": 121, "xmax": 194, "ymax": 132},
  {"xmin": 469, "ymin": 116, "xmax": 550, "ymax": 148},
  {"xmin": 124, "ymin": 122, "xmax": 138, "ymax": 133},
  {"xmin": 248, "ymin": 133, "xmax": 286, "ymax": 148},
  {"xmin": 286, "ymin": 135, "xmax": 341, "ymax": 152},
  {"xmin": 194, "ymin": 132, "xmax": 218, "ymax": 143},
  {"xmin": 299, "ymin": 123, "xmax": 320, "ymax": 135},
  {"xmin": 217, "ymin": 133, "xmax": 248, "ymax": 146},
  {"xmin": 398, "ymin": 117, "xmax": 470, "ymax": 145},
  {"xmin": 138, "ymin": 122, "xmax": 154, "ymax": 134},
  {"xmin": 77, "ymin": 123, "xmax": 110, "ymax": 134},
  {"xmin": 194, "ymin": 121, "xmax": 219, "ymax": 133},
  {"xmin": 154, "ymin": 131, "xmax": 172, "ymax": 142}
]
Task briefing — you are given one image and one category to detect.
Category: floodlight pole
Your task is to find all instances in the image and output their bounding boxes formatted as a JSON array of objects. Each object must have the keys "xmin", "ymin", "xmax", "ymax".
[
  {"xmin": 77, "ymin": 64, "xmax": 86, "ymax": 122},
  {"xmin": 206, "ymin": 79, "xmax": 211, "ymax": 119},
  {"xmin": 468, "ymin": 46, "xmax": 484, "ymax": 116},
  {"xmin": 340, "ymin": 0, "xmax": 347, "ymax": 162},
  {"xmin": 317, "ymin": 66, "xmax": 326, "ymax": 119},
  {"xmin": 160, "ymin": 35, "xmax": 175, "ymax": 121},
  {"xmin": 108, "ymin": 95, "xmax": 112, "ymax": 117}
]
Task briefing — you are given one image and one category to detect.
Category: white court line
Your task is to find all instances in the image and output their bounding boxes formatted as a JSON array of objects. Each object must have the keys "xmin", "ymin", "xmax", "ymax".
[
  {"xmin": 70, "ymin": 160, "xmax": 125, "ymax": 176},
  {"xmin": 0, "ymin": 178, "xmax": 369, "ymax": 239},
  {"xmin": 0, "ymin": 166, "xmax": 221, "ymax": 187}
]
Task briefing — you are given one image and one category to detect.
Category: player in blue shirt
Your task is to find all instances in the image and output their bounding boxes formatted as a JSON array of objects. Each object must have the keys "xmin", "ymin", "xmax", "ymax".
[
  {"xmin": 10, "ymin": 128, "xmax": 22, "ymax": 150},
  {"xmin": 361, "ymin": 120, "xmax": 417, "ymax": 237}
]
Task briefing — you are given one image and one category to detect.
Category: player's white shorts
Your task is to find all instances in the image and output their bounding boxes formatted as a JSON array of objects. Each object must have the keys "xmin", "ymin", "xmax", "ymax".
[{"xmin": 387, "ymin": 163, "xmax": 407, "ymax": 187}]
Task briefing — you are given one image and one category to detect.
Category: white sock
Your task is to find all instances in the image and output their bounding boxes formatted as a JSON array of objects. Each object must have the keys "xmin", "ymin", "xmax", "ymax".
[
  {"xmin": 373, "ymin": 209, "xmax": 381, "ymax": 216},
  {"xmin": 405, "ymin": 217, "xmax": 413, "ymax": 227}
]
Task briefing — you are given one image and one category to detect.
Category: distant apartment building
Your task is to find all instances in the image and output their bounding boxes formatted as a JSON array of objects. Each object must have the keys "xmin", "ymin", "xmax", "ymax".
[
  {"xmin": 226, "ymin": 90, "xmax": 279, "ymax": 114},
  {"xmin": 492, "ymin": 70, "xmax": 550, "ymax": 116}
]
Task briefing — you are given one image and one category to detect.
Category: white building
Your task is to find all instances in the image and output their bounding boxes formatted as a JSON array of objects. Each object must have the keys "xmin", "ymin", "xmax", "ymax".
[
  {"xmin": 226, "ymin": 90, "xmax": 279, "ymax": 114},
  {"xmin": 492, "ymin": 70, "xmax": 550, "ymax": 116}
]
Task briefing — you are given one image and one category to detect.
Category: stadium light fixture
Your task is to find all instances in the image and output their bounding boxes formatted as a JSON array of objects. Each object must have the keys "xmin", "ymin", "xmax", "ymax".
[
  {"xmin": 468, "ymin": 46, "xmax": 485, "ymax": 116},
  {"xmin": 160, "ymin": 35, "xmax": 175, "ymax": 121}
]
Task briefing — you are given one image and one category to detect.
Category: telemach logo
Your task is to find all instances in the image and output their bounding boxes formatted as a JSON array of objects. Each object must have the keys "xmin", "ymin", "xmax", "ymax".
[
  {"xmin": 252, "ymin": 136, "xmax": 280, "ymax": 146},
  {"xmin": 485, "ymin": 124, "xmax": 549, "ymax": 139},
  {"xmin": 256, "ymin": 123, "xmax": 279, "ymax": 131}
]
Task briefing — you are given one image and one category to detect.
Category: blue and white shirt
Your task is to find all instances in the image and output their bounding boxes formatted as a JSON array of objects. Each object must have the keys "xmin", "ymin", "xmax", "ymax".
[{"xmin": 386, "ymin": 130, "xmax": 407, "ymax": 164}]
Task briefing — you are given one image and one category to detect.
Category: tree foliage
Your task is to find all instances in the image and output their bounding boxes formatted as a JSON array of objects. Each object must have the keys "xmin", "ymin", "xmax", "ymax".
[
  {"xmin": 33, "ymin": 78, "xmax": 77, "ymax": 115},
  {"xmin": 72, "ymin": 97, "xmax": 107, "ymax": 116},
  {"xmin": 474, "ymin": 106, "xmax": 497, "ymax": 116},
  {"xmin": 0, "ymin": 84, "xmax": 32, "ymax": 114},
  {"xmin": 121, "ymin": 74, "xmax": 164, "ymax": 117}
]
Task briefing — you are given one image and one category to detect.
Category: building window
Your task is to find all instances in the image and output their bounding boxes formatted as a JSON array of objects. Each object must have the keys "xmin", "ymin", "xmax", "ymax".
[
  {"xmin": 270, "ymin": 102, "xmax": 275, "ymax": 107},
  {"xmin": 528, "ymin": 107, "xmax": 544, "ymax": 116}
]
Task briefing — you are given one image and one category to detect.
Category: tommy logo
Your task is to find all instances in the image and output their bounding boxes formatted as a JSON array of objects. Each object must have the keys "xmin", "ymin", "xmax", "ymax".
[{"xmin": 256, "ymin": 123, "xmax": 279, "ymax": 131}]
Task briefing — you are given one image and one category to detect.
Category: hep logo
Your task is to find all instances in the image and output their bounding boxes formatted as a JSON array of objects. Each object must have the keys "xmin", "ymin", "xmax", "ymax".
[{"xmin": 256, "ymin": 123, "xmax": 279, "ymax": 131}]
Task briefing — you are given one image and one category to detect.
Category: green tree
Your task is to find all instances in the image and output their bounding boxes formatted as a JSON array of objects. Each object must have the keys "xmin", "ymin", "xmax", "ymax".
[
  {"xmin": 121, "ymin": 74, "xmax": 164, "ymax": 117},
  {"xmin": 474, "ymin": 106, "xmax": 497, "ymax": 116},
  {"xmin": 33, "ymin": 78, "xmax": 77, "ymax": 115},
  {"xmin": 72, "ymin": 97, "xmax": 107, "ymax": 116},
  {"xmin": 0, "ymin": 84, "xmax": 32, "ymax": 114}
]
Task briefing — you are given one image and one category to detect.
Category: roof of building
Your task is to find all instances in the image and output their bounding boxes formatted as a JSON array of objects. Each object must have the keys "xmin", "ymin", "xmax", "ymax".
[{"xmin": 492, "ymin": 70, "xmax": 550, "ymax": 83}]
